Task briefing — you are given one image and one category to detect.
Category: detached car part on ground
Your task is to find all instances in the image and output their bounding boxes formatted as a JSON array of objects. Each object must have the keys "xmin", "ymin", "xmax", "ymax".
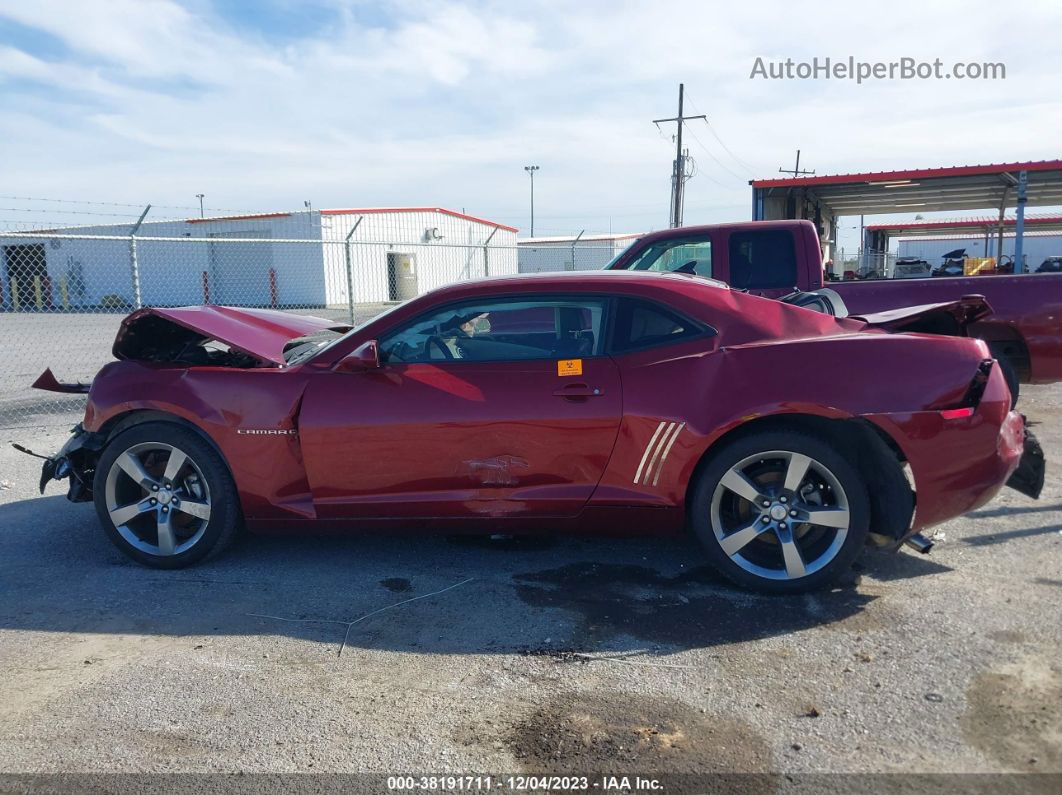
[{"xmin": 24, "ymin": 272, "xmax": 1045, "ymax": 594}]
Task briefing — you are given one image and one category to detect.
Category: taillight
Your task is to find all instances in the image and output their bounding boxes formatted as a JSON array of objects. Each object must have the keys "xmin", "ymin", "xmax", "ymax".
[
  {"xmin": 958, "ymin": 359, "xmax": 993, "ymax": 408},
  {"xmin": 940, "ymin": 359, "xmax": 993, "ymax": 419}
]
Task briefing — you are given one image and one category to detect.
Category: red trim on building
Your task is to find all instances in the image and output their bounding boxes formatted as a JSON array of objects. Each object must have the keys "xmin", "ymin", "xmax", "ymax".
[
  {"xmin": 750, "ymin": 160, "xmax": 1062, "ymax": 189},
  {"xmin": 186, "ymin": 212, "xmax": 293, "ymax": 224},
  {"xmin": 320, "ymin": 207, "xmax": 518, "ymax": 233},
  {"xmin": 867, "ymin": 215, "xmax": 1062, "ymax": 232}
]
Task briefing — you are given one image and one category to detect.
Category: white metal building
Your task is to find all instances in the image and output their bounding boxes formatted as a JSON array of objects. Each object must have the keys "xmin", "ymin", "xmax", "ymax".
[
  {"xmin": 897, "ymin": 233, "xmax": 1062, "ymax": 270},
  {"xmin": 517, "ymin": 233, "xmax": 642, "ymax": 273},
  {"xmin": 1, "ymin": 208, "xmax": 518, "ymax": 311}
]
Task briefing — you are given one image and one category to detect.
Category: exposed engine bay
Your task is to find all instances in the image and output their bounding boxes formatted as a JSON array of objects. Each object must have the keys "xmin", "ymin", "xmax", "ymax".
[{"xmin": 113, "ymin": 313, "xmax": 263, "ymax": 367}]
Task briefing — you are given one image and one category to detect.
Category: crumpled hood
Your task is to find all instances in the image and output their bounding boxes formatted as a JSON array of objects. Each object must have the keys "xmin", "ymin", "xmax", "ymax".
[{"xmin": 113, "ymin": 305, "xmax": 352, "ymax": 366}]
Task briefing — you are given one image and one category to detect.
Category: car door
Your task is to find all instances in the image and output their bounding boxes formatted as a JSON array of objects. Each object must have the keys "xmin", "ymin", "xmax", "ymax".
[{"xmin": 298, "ymin": 293, "xmax": 622, "ymax": 520}]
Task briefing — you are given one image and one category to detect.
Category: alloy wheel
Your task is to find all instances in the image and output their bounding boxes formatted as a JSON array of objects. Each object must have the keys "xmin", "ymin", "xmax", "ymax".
[
  {"xmin": 104, "ymin": 442, "xmax": 212, "ymax": 556},
  {"xmin": 710, "ymin": 450, "xmax": 850, "ymax": 581}
]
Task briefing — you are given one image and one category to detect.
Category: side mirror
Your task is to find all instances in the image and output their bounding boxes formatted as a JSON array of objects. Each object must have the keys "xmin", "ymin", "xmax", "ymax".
[{"xmin": 335, "ymin": 340, "xmax": 381, "ymax": 372}]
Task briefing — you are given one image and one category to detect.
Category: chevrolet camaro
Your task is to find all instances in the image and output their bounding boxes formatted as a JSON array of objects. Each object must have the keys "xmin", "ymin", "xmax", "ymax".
[{"xmin": 29, "ymin": 271, "xmax": 1043, "ymax": 593}]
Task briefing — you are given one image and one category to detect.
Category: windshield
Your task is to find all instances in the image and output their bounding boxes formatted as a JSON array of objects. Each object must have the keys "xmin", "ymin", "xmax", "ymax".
[
  {"xmin": 284, "ymin": 300, "xmax": 413, "ymax": 365},
  {"xmin": 607, "ymin": 236, "xmax": 713, "ymax": 278}
]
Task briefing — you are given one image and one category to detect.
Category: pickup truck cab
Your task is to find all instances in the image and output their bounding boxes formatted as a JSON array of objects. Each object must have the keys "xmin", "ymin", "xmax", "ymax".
[{"xmin": 606, "ymin": 220, "xmax": 1062, "ymax": 385}]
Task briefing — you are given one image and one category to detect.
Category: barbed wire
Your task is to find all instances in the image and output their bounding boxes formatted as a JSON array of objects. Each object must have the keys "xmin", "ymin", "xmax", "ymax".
[{"xmin": 0, "ymin": 195, "xmax": 245, "ymax": 214}]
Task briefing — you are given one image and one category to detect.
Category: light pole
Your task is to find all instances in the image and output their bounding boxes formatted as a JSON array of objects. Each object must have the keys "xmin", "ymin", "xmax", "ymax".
[
  {"xmin": 195, "ymin": 194, "xmax": 204, "ymax": 218},
  {"xmin": 524, "ymin": 165, "xmax": 539, "ymax": 236}
]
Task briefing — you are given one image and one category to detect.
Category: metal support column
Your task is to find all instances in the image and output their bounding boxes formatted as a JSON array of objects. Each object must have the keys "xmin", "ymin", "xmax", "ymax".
[
  {"xmin": 996, "ymin": 187, "xmax": 1010, "ymax": 265},
  {"xmin": 128, "ymin": 204, "xmax": 151, "ymax": 310},
  {"xmin": 1014, "ymin": 171, "xmax": 1028, "ymax": 273},
  {"xmin": 343, "ymin": 216, "xmax": 364, "ymax": 325},
  {"xmin": 482, "ymin": 227, "xmax": 498, "ymax": 277},
  {"xmin": 570, "ymin": 230, "xmax": 585, "ymax": 271}
]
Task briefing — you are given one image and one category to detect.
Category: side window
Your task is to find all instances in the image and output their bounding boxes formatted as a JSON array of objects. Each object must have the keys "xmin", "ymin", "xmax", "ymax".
[
  {"xmin": 380, "ymin": 297, "xmax": 606, "ymax": 364},
  {"xmin": 611, "ymin": 298, "xmax": 706, "ymax": 353},
  {"xmin": 728, "ymin": 230, "xmax": 797, "ymax": 289},
  {"xmin": 623, "ymin": 236, "xmax": 713, "ymax": 278}
]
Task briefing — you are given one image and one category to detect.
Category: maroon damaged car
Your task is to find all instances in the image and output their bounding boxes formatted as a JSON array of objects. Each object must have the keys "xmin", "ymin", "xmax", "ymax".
[{"xmin": 27, "ymin": 271, "xmax": 1043, "ymax": 593}]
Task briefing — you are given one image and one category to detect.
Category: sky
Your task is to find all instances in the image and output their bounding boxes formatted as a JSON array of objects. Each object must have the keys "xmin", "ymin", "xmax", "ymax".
[{"xmin": 1, "ymin": 0, "xmax": 1060, "ymax": 252}]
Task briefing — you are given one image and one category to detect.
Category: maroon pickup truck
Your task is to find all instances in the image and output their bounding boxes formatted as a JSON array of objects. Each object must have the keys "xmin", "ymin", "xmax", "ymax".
[{"xmin": 606, "ymin": 219, "xmax": 1062, "ymax": 387}]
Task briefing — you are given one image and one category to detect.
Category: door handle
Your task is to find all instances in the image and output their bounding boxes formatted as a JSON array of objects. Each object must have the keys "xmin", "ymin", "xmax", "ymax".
[{"xmin": 552, "ymin": 383, "xmax": 603, "ymax": 398}]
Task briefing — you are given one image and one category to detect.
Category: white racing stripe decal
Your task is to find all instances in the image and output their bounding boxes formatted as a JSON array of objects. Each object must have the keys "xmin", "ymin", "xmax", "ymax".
[
  {"xmin": 642, "ymin": 422, "xmax": 675, "ymax": 485},
  {"xmin": 651, "ymin": 421, "xmax": 686, "ymax": 487},
  {"xmin": 633, "ymin": 420, "xmax": 687, "ymax": 487},
  {"xmin": 633, "ymin": 421, "xmax": 667, "ymax": 485}
]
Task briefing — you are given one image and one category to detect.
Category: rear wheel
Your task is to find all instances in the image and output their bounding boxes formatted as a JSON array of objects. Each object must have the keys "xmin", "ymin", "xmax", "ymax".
[
  {"xmin": 690, "ymin": 430, "xmax": 870, "ymax": 594},
  {"xmin": 93, "ymin": 422, "xmax": 241, "ymax": 568},
  {"xmin": 987, "ymin": 342, "xmax": 1020, "ymax": 408}
]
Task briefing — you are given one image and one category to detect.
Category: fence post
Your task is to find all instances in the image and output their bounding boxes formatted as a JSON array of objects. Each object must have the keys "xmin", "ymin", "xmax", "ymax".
[
  {"xmin": 128, "ymin": 204, "xmax": 151, "ymax": 310},
  {"xmin": 269, "ymin": 268, "xmax": 278, "ymax": 308},
  {"xmin": 344, "ymin": 216, "xmax": 364, "ymax": 325},
  {"xmin": 482, "ymin": 227, "xmax": 498, "ymax": 277},
  {"xmin": 570, "ymin": 229, "xmax": 585, "ymax": 271}
]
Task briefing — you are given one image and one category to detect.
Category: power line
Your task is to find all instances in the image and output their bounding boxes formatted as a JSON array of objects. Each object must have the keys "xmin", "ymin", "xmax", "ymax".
[
  {"xmin": 683, "ymin": 95, "xmax": 759, "ymax": 178},
  {"xmin": 681, "ymin": 123, "xmax": 745, "ymax": 184}
]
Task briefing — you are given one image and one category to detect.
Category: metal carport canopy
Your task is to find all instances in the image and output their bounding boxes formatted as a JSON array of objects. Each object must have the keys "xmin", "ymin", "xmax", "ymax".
[
  {"xmin": 865, "ymin": 213, "xmax": 1062, "ymax": 237},
  {"xmin": 750, "ymin": 160, "xmax": 1062, "ymax": 215}
]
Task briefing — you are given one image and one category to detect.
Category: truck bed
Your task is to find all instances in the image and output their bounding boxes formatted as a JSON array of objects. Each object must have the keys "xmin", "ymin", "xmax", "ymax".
[{"xmin": 831, "ymin": 274, "xmax": 1062, "ymax": 383}]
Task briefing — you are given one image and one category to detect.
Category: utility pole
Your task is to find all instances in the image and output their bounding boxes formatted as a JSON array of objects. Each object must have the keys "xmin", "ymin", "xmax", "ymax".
[
  {"xmin": 524, "ymin": 165, "xmax": 539, "ymax": 236},
  {"xmin": 778, "ymin": 149, "xmax": 815, "ymax": 178},
  {"xmin": 195, "ymin": 194, "xmax": 205, "ymax": 218},
  {"xmin": 653, "ymin": 83, "xmax": 705, "ymax": 228}
]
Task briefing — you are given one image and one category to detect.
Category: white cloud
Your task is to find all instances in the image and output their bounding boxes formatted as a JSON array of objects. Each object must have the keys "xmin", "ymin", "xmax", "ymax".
[{"xmin": 0, "ymin": 0, "xmax": 1059, "ymax": 241}]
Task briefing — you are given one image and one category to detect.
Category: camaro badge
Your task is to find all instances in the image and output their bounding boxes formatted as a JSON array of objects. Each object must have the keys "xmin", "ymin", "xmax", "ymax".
[
  {"xmin": 236, "ymin": 428, "xmax": 298, "ymax": 435},
  {"xmin": 557, "ymin": 359, "xmax": 582, "ymax": 376}
]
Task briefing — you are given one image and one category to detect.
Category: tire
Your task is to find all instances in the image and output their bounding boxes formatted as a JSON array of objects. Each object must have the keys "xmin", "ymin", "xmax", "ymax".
[
  {"xmin": 689, "ymin": 429, "xmax": 870, "ymax": 594},
  {"xmin": 987, "ymin": 342, "xmax": 1020, "ymax": 408},
  {"xmin": 93, "ymin": 422, "xmax": 241, "ymax": 568}
]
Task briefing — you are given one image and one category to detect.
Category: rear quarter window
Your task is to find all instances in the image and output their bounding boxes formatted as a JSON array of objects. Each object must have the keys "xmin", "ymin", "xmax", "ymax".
[{"xmin": 610, "ymin": 298, "xmax": 709, "ymax": 353}]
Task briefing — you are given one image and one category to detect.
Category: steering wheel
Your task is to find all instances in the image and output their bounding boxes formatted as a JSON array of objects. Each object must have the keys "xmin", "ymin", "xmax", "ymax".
[{"xmin": 425, "ymin": 335, "xmax": 455, "ymax": 360}]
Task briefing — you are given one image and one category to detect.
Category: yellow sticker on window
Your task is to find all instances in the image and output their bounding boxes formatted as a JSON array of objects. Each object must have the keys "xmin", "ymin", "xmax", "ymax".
[{"xmin": 557, "ymin": 359, "xmax": 583, "ymax": 376}]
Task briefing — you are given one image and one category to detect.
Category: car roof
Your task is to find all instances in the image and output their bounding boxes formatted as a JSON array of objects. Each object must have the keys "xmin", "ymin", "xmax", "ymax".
[
  {"xmin": 425, "ymin": 269, "xmax": 730, "ymax": 298},
  {"xmin": 342, "ymin": 268, "xmax": 862, "ymax": 355}
]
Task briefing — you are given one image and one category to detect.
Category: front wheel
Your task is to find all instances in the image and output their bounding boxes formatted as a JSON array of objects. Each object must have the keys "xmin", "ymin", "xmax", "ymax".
[
  {"xmin": 690, "ymin": 430, "xmax": 870, "ymax": 594},
  {"xmin": 93, "ymin": 422, "xmax": 241, "ymax": 568}
]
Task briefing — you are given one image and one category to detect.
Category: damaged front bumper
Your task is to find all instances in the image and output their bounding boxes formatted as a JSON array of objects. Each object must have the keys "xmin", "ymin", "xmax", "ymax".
[{"xmin": 21, "ymin": 423, "xmax": 106, "ymax": 502}]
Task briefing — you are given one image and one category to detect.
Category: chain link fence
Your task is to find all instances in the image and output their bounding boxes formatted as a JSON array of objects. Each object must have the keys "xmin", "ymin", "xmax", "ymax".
[{"xmin": 0, "ymin": 209, "xmax": 622, "ymax": 429}]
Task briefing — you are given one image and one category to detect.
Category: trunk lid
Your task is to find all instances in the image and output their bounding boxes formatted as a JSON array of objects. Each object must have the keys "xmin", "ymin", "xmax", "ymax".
[{"xmin": 852, "ymin": 294, "xmax": 992, "ymax": 334}]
